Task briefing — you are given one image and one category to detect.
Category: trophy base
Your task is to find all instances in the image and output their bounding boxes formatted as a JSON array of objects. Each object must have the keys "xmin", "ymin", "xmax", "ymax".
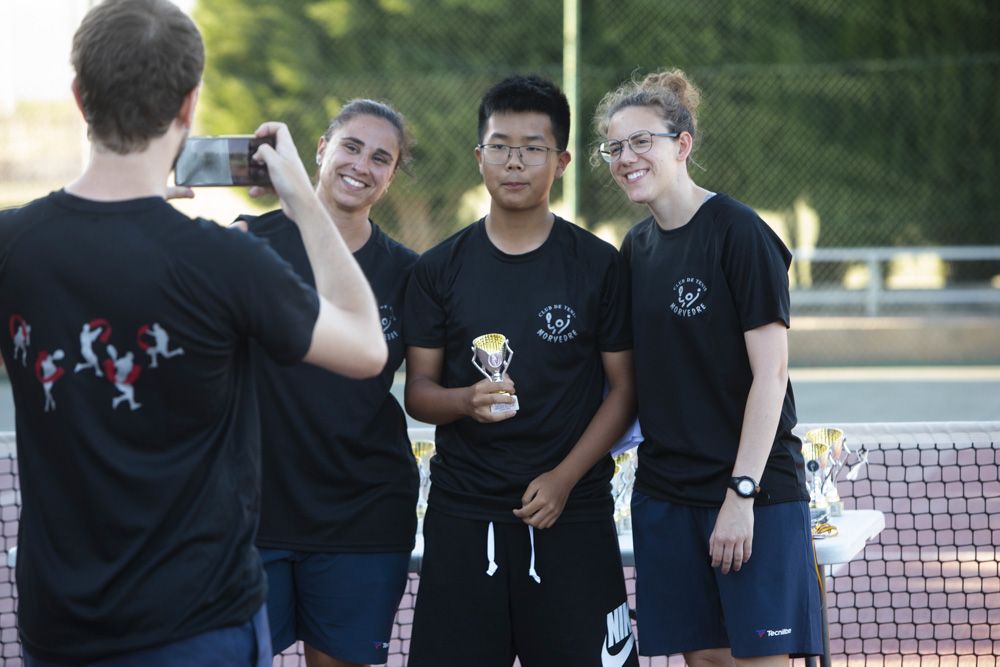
[
  {"xmin": 827, "ymin": 499, "xmax": 844, "ymax": 517},
  {"xmin": 490, "ymin": 395, "xmax": 519, "ymax": 414},
  {"xmin": 809, "ymin": 506, "xmax": 829, "ymax": 525}
]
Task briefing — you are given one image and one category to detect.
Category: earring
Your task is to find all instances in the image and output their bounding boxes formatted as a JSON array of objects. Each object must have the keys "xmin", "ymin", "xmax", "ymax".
[{"xmin": 316, "ymin": 155, "xmax": 322, "ymax": 166}]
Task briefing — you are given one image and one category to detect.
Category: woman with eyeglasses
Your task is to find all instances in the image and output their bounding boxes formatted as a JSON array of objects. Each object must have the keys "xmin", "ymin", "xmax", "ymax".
[
  {"xmin": 593, "ymin": 69, "xmax": 823, "ymax": 667},
  {"xmin": 237, "ymin": 99, "xmax": 418, "ymax": 667}
]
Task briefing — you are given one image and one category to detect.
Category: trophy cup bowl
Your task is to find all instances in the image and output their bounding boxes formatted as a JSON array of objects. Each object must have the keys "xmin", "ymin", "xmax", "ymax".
[
  {"xmin": 804, "ymin": 427, "xmax": 846, "ymax": 517},
  {"xmin": 470, "ymin": 333, "xmax": 519, "ymax": 414}
]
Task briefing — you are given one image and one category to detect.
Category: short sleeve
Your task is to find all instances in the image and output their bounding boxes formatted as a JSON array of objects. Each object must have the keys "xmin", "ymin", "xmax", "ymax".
[
  {"xmin": 201, "ymin": 226, "xmax": 320, "ymax": 365},
  {"xmin": 598, "ymin": 249, "xmax": 632, "ymax": 352},
  {"xmin": 619, "ymin": 229, "xmax": 633, "ymax": 266},
  {"xmin": 402, "ymin": 253, "xmax": 447, "ymax": 348},
  {"xmin": 720, "ymin": 212, "xmax": 792, "ymax": 332}
]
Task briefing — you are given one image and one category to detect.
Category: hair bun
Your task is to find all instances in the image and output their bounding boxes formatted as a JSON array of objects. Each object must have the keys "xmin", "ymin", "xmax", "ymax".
[{"xmin": 641, "ymin": 69, "xmax": 701, "ymax": 117}]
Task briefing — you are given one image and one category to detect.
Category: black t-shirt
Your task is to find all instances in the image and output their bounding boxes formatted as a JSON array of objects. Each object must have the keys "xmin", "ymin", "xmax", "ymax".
[
  {"xmin": 404, "ymin": 216, "xmax": 632, "ymax": 523},
  {"xmin": 244, "ymin": 210, "xmax": 419, "ymax": 552},
  {"xmin": 621, "ymin": 194, "xmax": 807, "ymax": 507},
  {"xmin": 0, "ymin": 191, "xmax": 319, "ymax": 662}
]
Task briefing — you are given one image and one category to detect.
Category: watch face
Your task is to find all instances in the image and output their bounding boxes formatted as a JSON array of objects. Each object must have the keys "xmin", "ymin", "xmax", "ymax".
[{"xmin": 737, "ymin": 479, "xmax": 755, "ymax": 496}]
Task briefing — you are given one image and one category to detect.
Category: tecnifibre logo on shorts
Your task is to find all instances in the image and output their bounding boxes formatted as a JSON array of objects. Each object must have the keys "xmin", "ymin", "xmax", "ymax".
[
  {"xmin": 756, "ymin": 627, "xmax": 792, "ymax": 638},
  {"xmin": 601, "ymin": 601, "xmax": 635, "ymax": 667}
]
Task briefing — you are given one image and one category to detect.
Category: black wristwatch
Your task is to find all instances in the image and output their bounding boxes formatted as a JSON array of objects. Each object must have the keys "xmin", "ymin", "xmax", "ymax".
[{"xmin": 728, "ymin": 476, "xmax": 760, "ymax": 498}]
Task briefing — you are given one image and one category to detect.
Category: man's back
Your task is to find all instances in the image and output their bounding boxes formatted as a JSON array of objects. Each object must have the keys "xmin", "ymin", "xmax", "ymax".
[{"xmin": 0, "ymin": 191, "xmax": 319, "ymax": 662}]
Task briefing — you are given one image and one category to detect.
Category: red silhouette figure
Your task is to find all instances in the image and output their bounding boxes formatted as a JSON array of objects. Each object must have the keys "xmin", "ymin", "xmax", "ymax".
[
  {"xmin": 35, "ymin": 349, "xmax": 66, "ymax": 412},
  {"xmin": 9, "ymin": 314, "xmax": 31, "ymax": 367},
  {"xmin": 137, "ymin": 322, "xmax": 184, "ymax": 368},
  {"xmin": 74, "ymin": 319, "xmax": 112, "ymax": 377},
  {"xmin": 102, "ymin": 344, "xmax": 142, "ymax": 411}
]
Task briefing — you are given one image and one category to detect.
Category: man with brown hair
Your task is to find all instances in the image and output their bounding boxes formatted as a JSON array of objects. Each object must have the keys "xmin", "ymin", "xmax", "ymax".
[{"xmin": 0, "ymin": 1, "xmax": 386, "ymax": 665}]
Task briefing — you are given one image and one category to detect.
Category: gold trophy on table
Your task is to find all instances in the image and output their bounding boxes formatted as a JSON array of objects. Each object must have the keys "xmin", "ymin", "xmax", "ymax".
[
  {"xmin": 803, "ymin": 427, "xmax": 869, "ymax": 538},
  {"xmin": 470, "ymin": 333, "xmax": 519, "ymax": 414},
  {"xmin": 410, "ymin": 439, "xmax": 435, "ymax": 528},
  {"xmin": 802, "ymin": 431, "xmax": 832, "ymax": 528},
  {"xmin": 612, "ymin": 450, "xmax": 637, "ymax": 535}
]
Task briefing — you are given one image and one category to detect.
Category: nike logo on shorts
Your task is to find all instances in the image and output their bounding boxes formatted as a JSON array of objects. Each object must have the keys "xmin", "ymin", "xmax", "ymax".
[
  {"xmin": 602, "ymin": 601, "xmax": 636, "ymax": 667},
  {"xmin": 601, "ymin": 634, "xmax": 635, "ymax": 667}
]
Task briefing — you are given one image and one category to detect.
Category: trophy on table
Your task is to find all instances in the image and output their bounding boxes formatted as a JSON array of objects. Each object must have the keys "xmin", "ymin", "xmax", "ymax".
[
  {"xmin": 470, "ymin": 333, "xmax": 519, "ymax": 414},
  {"xmin": 803, "ymin": 427, "xmax": 869, "ymax": 535},
  {"xmin": 410, "ymin": 438, "xmax": 436, "ymax": 528},
  {"xmin": 611, "ymin": 449, "xmax": 637, "ymax": 535}
]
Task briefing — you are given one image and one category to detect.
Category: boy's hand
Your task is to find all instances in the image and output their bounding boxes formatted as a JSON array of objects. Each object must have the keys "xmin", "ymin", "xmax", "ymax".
[
  {"xmin": 466, "ymin": 375, "xmax": 517, "ymax": 423},
  {"xmin": 513, "ymin": 468, "xmax": 574, "ymax": 529}
]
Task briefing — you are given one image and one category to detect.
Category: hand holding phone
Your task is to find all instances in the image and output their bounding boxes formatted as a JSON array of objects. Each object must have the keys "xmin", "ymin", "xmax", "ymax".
[
  {"xmin": 174, "ymin": 135, "xmax": 275, "ymax": 187},
  {"xmin": 245, "ymin": 122, "xmax": 319, "ymax": 219}
]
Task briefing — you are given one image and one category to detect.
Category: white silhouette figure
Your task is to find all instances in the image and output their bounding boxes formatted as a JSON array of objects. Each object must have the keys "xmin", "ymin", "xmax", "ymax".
[
  {"xmin": 139, "ymin": 322, "xmax": 184, "ymax": 368},
  {"xmin": 11, "ymin": 317, "xmax": 31, "ymax": 367},
  {"xmin": 104, "ymin": 345, "xmax": 142, "ymax": 411},
  {"xmin": 74, "ymin": 321, "xmax": 107, "ymax": 377},
  {"xmin": 545, "ymin": 311, "xmax": 572, "ymax": 335},
  {"xmin": 677, "ymin": 284, "xmax": 704, "ymax": 308},
  {"xmin": 36, "ymin": 349, "xmax": 65, "ymax": 413}
]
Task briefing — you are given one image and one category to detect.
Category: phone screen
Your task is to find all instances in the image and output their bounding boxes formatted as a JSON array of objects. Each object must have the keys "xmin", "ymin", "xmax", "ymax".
[{"xmin": 174, "ymin": 135, "xmax": 274, "ymax": 187}]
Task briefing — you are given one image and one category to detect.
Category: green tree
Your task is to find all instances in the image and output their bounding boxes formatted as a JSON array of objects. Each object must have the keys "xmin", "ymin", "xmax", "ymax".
[
  {"xmin": 197, "ymin": 0, "xmax": 564, "ymax": 251},
  {"xmin": 580, "ymin": 0, "xmax": 1000, "ymax": 257},
  {"xmin": 197, "ymin": 0, "xmax": 1000, "ymax": 259}
]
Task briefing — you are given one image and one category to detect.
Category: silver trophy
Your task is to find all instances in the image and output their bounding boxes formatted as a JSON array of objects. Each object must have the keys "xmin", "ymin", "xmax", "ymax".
[
  {"xmin": 410, "ymin": 438, "xmax": 435, "ymax": 529},
  {"xmin": 470, "ymin": 333, "xmax": 519, "ymax": 414},
  {"xmin": 802, "ymin": 431, "xmax": 832, "ymax": 525},
  {"xmin": 803, "ymin": 427, "xmax": 869, "ymax": 524},
  {"xmin": 611, "ymin": 449, "xmax": 637, "ymax": 535}
]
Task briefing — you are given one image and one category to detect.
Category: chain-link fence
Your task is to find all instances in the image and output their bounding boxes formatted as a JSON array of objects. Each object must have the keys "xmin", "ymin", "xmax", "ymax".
[
  {"xmin": 196, "ymin": 0, "xmax": 999, "ymax": 248},
  {"xmin": 3, "ymin": 1, "xmax": 998, "ymax": 356},
  {"xmin": 188, "ymin": 0, "xmax": 1000, "ymax": 362}
]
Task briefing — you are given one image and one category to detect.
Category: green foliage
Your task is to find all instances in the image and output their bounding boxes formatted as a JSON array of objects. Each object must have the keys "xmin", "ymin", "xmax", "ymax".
[{"xmin": 196, "ymin": 0, "xmax": 1000, "ymax": 254}]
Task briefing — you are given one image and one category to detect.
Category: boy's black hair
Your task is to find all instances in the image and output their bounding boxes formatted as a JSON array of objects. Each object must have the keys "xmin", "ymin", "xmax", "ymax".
[{"xmin": 477, "ymin": 74, "xmax": 571, "ymax": 150}]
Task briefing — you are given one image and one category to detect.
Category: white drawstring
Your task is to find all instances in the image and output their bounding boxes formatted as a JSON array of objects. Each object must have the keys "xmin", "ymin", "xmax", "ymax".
[
  {"xmin": 528, "ymin": 525, "xmax": 541, "ymax": 583},
  {"xmin": 486, "ymin": 521, "xmax": 498, "ymax": 576}
]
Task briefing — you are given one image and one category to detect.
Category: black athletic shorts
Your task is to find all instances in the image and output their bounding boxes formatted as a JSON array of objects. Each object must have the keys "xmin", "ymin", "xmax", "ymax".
[{"xmin": 408, "ymin": 508, "xmax": 639, "ymax": 667}]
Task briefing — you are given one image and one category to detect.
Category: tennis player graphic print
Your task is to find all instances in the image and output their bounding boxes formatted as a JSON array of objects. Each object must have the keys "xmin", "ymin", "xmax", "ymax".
[
  {"xmin": 74, "ymin": 319, "xmax": 112, "ymax": 377},
  {"xmin": 103, "ymin": 344, "xmax": 142, "ymax": 411},
  {"xmin": 35, "ymin": 349, "xmax": 66, "ymax": 412},
  {"xmin": 137, "ymin": 322, "xmax": 184, "ymax": 368},
  {"xmin": 9, "ymin": 314, "xmax": 31, "ymax": 367}
]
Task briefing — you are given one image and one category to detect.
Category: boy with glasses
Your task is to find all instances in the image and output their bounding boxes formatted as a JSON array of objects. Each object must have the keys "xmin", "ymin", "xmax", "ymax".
[
  {"xmin": 0, "ymin": 1, "xmax": 385, "ymax": 664},
  {"xmin": 403, "ymin": 74, "xmax": 639, "ymax": 667}
]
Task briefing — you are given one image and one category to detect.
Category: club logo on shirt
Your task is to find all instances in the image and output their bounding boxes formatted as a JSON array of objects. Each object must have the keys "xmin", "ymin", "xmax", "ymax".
[
  {"xmin": 380, "ymin": 304, "xmax": 400, "ymax": 341},
  {"xmin": 669, "ymin": 277, "xmax": 709, "ymax": 318},
  {"xmin": 536, "ymin": 304, "xmax": 578, "ymax": 343}
]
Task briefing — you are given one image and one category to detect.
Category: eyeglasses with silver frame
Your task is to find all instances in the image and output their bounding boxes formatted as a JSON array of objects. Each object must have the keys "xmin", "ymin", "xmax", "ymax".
[
  {"xmin": 599, "ymin": 130, "xmax": 680, "ymax": 163},
  {"xmin": 478, "ymin": 143, "xmax": 561, "ymax": 166}
]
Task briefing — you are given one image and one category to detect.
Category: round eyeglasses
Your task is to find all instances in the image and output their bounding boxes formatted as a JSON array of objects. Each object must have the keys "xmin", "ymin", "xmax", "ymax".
[
  {"xmin": 478, "ymin": 143, "xmax": 561, "ymax": 166},
  {"xmin": 598, "ymin": 130, "xmax": 680, "ymax": 163}
]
